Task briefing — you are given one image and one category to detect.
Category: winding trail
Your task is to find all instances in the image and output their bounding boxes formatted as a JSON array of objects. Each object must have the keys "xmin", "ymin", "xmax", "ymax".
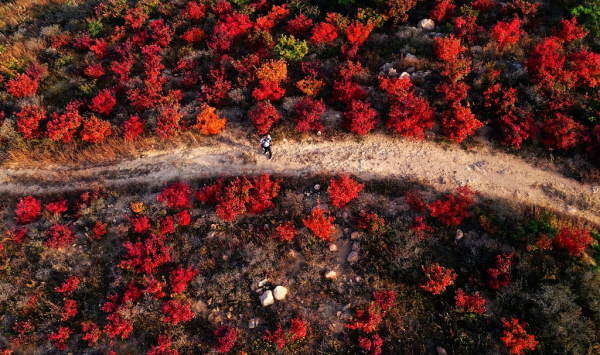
[{"xmin": 1, "ymin": 131, "xmax": 598, "ymax": 224}]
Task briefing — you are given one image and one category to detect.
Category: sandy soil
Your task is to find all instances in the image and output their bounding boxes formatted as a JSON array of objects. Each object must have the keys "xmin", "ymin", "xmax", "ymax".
[{"xmin": 1, "ymin": 129, "xmax": 598, "ymax": 224}]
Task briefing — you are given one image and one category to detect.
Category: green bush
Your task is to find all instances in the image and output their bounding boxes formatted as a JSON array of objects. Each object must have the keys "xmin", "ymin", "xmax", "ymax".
[
  {"xmin": 274, "ymin": 35, "xmax": 308, "ymax": 62},
  {"xmin": 572, "ymin": 1, "xmax": 600, "ymax": 37},
  {"xmin": 87, "ymin": 19, "xmax": 104, "ymax": 38}
]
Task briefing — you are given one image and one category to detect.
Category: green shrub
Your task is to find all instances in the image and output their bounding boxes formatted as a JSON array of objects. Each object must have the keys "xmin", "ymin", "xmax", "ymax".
[
  {"xmin": 87, "ymin": 19, "xmax": 104, "ymax": 37},
  {"xmin": 572, "ymin": 1, "xmax": 600, "ymax": 37},
  {"xmin": 274, "ymin": 35, "xmax": 308, "ymax": 62}
]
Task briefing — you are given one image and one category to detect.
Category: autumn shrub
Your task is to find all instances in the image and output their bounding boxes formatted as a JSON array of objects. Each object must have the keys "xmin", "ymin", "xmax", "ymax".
[
  {"xmin": 265, "ymin": 324, "xmax": 287, "ymax": 349},
  {"xmin": 387, "ymin": 0, "xmax": 418, "ymax": 24},
  {"xmin": 104, "ymin": 313, "xmax": 134, "ymax": 339},
  {"xmin": 213, "ymin": 325, "xmax": 237, "ymax": 354},
  {"xmin": 47, "ymin": 102, "xmax": 84, "ymax": 143},
  {"xmin": 182, "ymin": 1, "xmax": 206, "ymax": 21},
  {"xmin": 553, "ymin": 227, "xmax": 594, "ymax": 256},
  {"xmin": 252, "ymin": 80, "xmax": 286, "ymax": 101},
  {"xmin": 194, "ymin": 104, "xmax": 226, "ymax": 135},
  {"xmin": 405, "ymin": 191, "xmax": 427, "ymax": 212},
  {"xmin": 455, "ymin": 289, "xmax": 486, "ymax": 315},
  {"xmin": 92, "ymin": 221, "xmax": 107, "ymax": 240},
  {"xmin": 429, "ymin": 0, "xmax": 455, "ymax": 24},
  {"xmin": 328, "ymin": 175, "xmax": 364, "ymax": 207},
  {"xmin": 249, "ymin": 101, "xmax": 280, "ymax": 134},
  {"xmin": 5, "ymin": 73, "xmax": 38, "ymax": 98},
  {"xmin": 410, "ymin": 216, "xmax": 434, "ymax": 239},
  {"xmin": 420, "ymin": 263, "xmax": 457, "ymax": 295},
  {"xmin": 147, "ymin": 335, "xmax": 178, "ymax": 355},
  {"xmin": 60, "ymin": 299, "xmax": 78, "ymax": 320},
  {"xmin": 123, "ymin": 115, "xmax": 145, "ymax": 141},
  {"xmin": 274, "ymin": 221, "xmax": 297, "ymax": 242},
  {"xmin": 345, "ymin": 21, "xmax": 374, "ymax": 47},
  {"xmin": 157, "ymin": 182, "xmax": 191, "ymax": 209},
  {"xmin": 81, "ymin": 322, "xmax": 101, "ymax": 346},
  {"xmin": 256, "ymin": 59, "xmax": 287, "ymax": 83},
  {"xmin": 491, "ymin": 18, "xmax": 523, "ymax": 50},
  {"xmin": 286, "ymin": 14, "xmax": 313, "ymax": 37},
  {"xmin": 525, "ymin": 38, "xmax": 573, "ymax": 94},
  {"xmin": 501, "ymin": 318, "xmax": 539, "ymax": 354},
  {"xmin": 496, "ymin": 109, "xmax": 535, "ymax": 149},
  {"xmin": 453, "ymin": 15, "xmax": 482, "ymax": 44},
  {"xmin": 119, "ymin": 233, "xmax": 172, "ymax": 274},
  {"xmin": 552, "ymin": 17, "xmax": 588, "ymax": 43},
  {"xmin": 310, "ymin": 22, "xmax": 338, "ymax": 45},
  {"xmin": 345, "ymin": 302, "xmax": 384, "ymax": 333},
  {"xmin": 201, "ymin": 67, "xmax": 231, "ymax": 106},
  {"xmin": 297, "ymin": 78, "xmax": 324, "ymax": 97},
  {"xmin": 341, "ymin": 100, "xmax": 378, "ymax": 135},
  {"xmin": 181, "ymin": 27, "xmax": 205, "ymax": 44},
  {"xmin": 15, "ymin": 106, "xmax": 45, "ymax": 139},
  {"xmin": 45, "ymin": 224, "xmax": 75, "ymax": 249},
  {"xmin": 15, "ymin": 196, "xmax": 42, "ymax": 225},
  {"xmin": 332, "ymin": 79, "xmax": 366, "ymax": 104},
  {"xmin": 294, "ymin": 97, "xmax": 325, "ymax": 133},
  {"xmin": 356, "ymin": 211, "xmax": 386, "ymax": 237},
  {"xmin": 428, "ymin": 186, "xmax": 475, "ymax": 226},
  {"xmin": 440, "ymin": 105, "xmax": 482, "ymax": 143},
  {"xmin": 539, "ymin": 112, "xmax": 582, "ymax": 150},
  {"xmin": 55, "ymin": 276, "xmax": 80, "ymax": 295},
  {"xmin": 161, "ymin": 299, "xmax": 194, "ymax": 324},
  {"xmin": 488, "ymin": 253, "xmax": 514, "ymax": 290},
  {"xmin": 359, "ymin": 334, "xmax": 383, "ymax": 355},
  {"xmin": 433, "ymin": 35, "xmax": 471, "ymax": 82},
  {"xmin": 570, "ymin": 50, "xmax": 600, "ymax": 88},
  {"xmin": 170, "ymin": 267, "xmax": 198, "ymax": 294},
  {"xmin": 274, "ymin": 35, "xmax": 308, "ymax": 62},
  {"xmin": 155, "ymin": 106, "xmax": 183, "ymax": 141},
  {"xmin": 48, "ymin": 326, "xmax": 71, "ymax": 351},
  {"xmin": 81, "ymin": 116, "xmax": 112, "ymax": 143},
  {"xmin": 303, "ymin": 205, "xmax": 335, "ymax": 241}
]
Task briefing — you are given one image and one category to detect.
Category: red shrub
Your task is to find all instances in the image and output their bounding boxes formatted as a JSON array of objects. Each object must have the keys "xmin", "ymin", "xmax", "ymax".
[
  {"xmin": 119, "ymin": 233, "xmax": 172, "ymax": 274},
  {"xmin": 170, "ymin": 266, "xmax": 198, "ymax": 294},
  {"xmin": 129, "ymin": 214, "xmax": 151, "ymax": 233},
  {"xmin": 8, "ymin": 227, "xmax": 27, "ymax": 244},
  {"xmin": 5, "ymin": 73, "xmax": 38, "ymax": 98},
  {"xmin": 16, "ymin": 106, "xmax": 45, "ymax": 139},
  {"xmin": 45, "ymin": 224, "xmax": 75, "ymax": 249},
  {"xmin": 483, "ymin": 84, "xmax": 518, "ymax": 114},
  {"xmin": 60, "ymin": 299, "xmax": 78, "ymax": 321},
  {"xmin": 213, "ymin": 325, "xmax": 237, "ymax": 354},
  {"xmin": 182, "ymin": 1, "xmax": 206, "ymax": 21},
  {"xmin": 328, "ymin": 175, "xmax": 364, "ymax": 208},
  {"xmin": 158, "ymin": 216, "xmax": 173, "ymax": 234},
  {"xmin": 286, "ymin": 14, "xmax": 313, "ymax": 37},
  {"xmin": 275, "ymin": 221, "xmax": 297, "ymax": 242},
  {"xmin": 491, "ymin": 18, "xmax": 523, "ymax": 50},
  {"xmin": 488, "ymin": 253, "xmax": 514, "ymax": 290},
  {"xmin": 201, "ymin": 67, "xmax": 231, "ymax": 106},
  {"xmin": 455, "ymin": 289, "xmax": 486, "ymax": 315},
  {"xmin": 356, "ymin": 211, "xmax": 386, "ymax": 237},
  {"xmin": 453, "ymin": 15, "xmax": 482, "ymax": 44},
  {"xmin": 539, "ymin": 112, "xmax": 582, "ymax": 150},
  {"xmin": 123, "ymin": 115, "xmax": 145, "ymax": 141},
  {"xmin": 249, "ymin": 101, "xmax": 280, "ymax": 134},
  {"xmin": 81, "ymin": 322, "xmax": 101, "ymax": 346},
  {"xmin": 92, "ymin": 221, "xmax": 106, "ymax": 240},
  {"xmin": 359, "ymin": 334, "xmax": 383, "ymax": 355},
  {"xmin": 501, "ymin": 318, "xmax": 539, "ymax": 355},
  {"xmin": 89, "ymin": 89, "xmax": 116, "ymax": 116},
  {"xmin": 471, "ymin": 0, "xmax": 496, "ymax": 12},
  {"xmin": 181, "ymin": 28, "xmax": 205, "ymax": 44},
  {"xmin": 265, "ymin": 324, "xmax": 286, "ymax": 350},
  {"xmin": 155, "ymin": 106, "xmax": 183, "ymax": 141},
  {"xmin": 55, "ymin": 276, "xmax": 80, "ymax": 295},
  {"xmin": 104, "ymin": 313, "xmax": 133, "ymax": 339},
  {"xmin": 162, "ymin": 299, "xmax": 194, "ymax": 324},
  {"xmin": 420, "ymin": 263, "xmax": 457, "ymax": 295},
  {"xmin": 84, "ymin": 63, "xmax": 104, "ymax": 79},
  {"xmin": 147, "ymin": 335, "xmax": 179, "ymax": 355},
  {"xmin": 332, "ymin": 80, "xmax": 366, "ymax": 105},
  {"xmin": 552, "ymin": 17, "xmax": 588, "ymax": 43},
  {"xmin": 294, "ymin": 97, "xmax": 325, "ymax": 133},
  {"xmin": 208, "ymin": 13, "xmax": 253, "ymax": 53},
  {"xmin": 342, "ymin": 100, "xmax": 378, "ymax": 135},
  {"xmin": 429, "ymin": 0, "xmax": 455, "ymax": 25},
  {"xmin": 81, "ymin": 116, "xmax": 112, "ymax": 143},
  {"xmin": 15, "ymin": 196, "xmax": 42, "ymax": 225},
  {"xmin": 289, "ymin": 317, "xmax": 308, "ymax": 341},
  {"xmin": 410, "ymin": 216, "xmax": 434, "ymax": 239},
  {"xmin": 157, "ymin": 182, "xmax": 191, "ymax": 209},
  {"xmin": 310, "ymin": 22, "xmax": 338, "ymax": 45},
  {"xmin": 345, "ymin": 302, "xmax": 384, "ymax": 333},
  {"xmin": 428, "ymin": 186, "xmax": 475, "ymax": 226},
  {"xmin": 440, "ymin": 105, "xmax": 482, "ymax": 143},
  {"xmin": 374, "ymin": 290, "xmax": 396, "ymax": 311},
  {"xmin": 46, "ymin": 199, "xmax": 68, "ymax": 215},
  {"xmin": 525, "ymin": 38, "xmax": 573, "ymax": 93},
  {"xmin": 89, "ymin": 38, "xmax": 108, "ymax": 59},
  {"xmin": 252, "ymin": 80, "xmax": 286, "ymax": 101},
  {"xmin": 497, "ymin": 109, "xmax": 535, "ymax": 149},
  {"xmin": 553, "ymin": 227, "xmax": 594, "ymax": 256},
  {"xmin": 303, "ymin": 205, "xmax": 335, "ymax": 241},
  {"xmin": 436, "ymin": 81, "xmax": 469, "ymax": 107},
  {"xmin": 144, "ymin": 276, "xmax": 167, "ymax": 299},
  {"xmin": 433, "ymin": 35, "xmax": 471, "ymax": 82},
  {"xmin": 47, "ymin": 103, "xmax": 83, "ymax": 143},
  {"xmin": 405, "ymin": 191, "xmax": 427, "ymax": 212},
  {"xmin": 346, "ymin": 21, "xmax": 374, "ymax": 47},
  {"xmin": 177, "ymin": 210, "xmax": 191, "ymax": 226},
  {"xmin": 150, "ymin": 19, "xmax": 173, "ymax": 47},
  {"xmin": 124, "ymin": 5, "xmax": 147, "ymax": 29},
  {"xmin": 570, "ymin": 50, "xmax": 600, "ymax": 88},
  {"xmin": 48, "ymin": 326, "xmax": 71, "ymax": 351}
]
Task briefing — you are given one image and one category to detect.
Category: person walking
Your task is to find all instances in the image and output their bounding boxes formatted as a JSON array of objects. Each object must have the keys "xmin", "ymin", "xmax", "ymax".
[{"xmin": 259, "ymin": 135, "xmax": 272, "ymax": 159}]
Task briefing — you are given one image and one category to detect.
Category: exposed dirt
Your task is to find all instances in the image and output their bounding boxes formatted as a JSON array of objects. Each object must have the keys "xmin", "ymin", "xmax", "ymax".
[{"xmin": 1, "ymin": 129, "xmax": 599, "ymax": 224}]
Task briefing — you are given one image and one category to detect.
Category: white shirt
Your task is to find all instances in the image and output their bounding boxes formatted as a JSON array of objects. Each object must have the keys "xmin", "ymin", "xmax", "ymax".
[{"xmin": 260, "ymin": 137, "xmax": 271, "ymax": 147}]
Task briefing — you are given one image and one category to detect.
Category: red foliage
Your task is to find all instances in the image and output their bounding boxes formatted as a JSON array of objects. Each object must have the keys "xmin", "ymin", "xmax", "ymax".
[
  {"xmin": 374, "ymin": 290, "xmax": 396, "ymax": 311},
  {"xmin": 81, "ymin": 322, "xmax": 101, "ymax": 346},
  {"xmin": 55, "ymin": 276, "xmax": 80, "ymax": 295},
  {"xmin": 5, "ymin": 73, "xmax": 38, "ymax": 98},
  {"xmin": 525, "ymin": 38, "xmax": 573, "ymax": 93},
  {"xmin": 410, "ymin": 216, "xmax": 434, "ymax": 239},
  {"xmin": 208, "ymin": 13, "xmax": 253, "ymax": 53},
  {"xmin": 150, "ymin": 19, "xmax": 173, "ymax": 47},
  {"xmin": 453, "ymin": 15, "xmax": 482, "ymax": 44},
  {"xmin": 90, "ymin": 38, "xmax": 108, "ymax": 59},
  {"xmin": 157, "ymin": 182, "xmax": 191, "ymax": 209},
  {"xmin": 496, "ymin": 109, "xmax": 535, "ymax": 149},
  {"xmin": 487, "ymin": 252, "xmax": 514, "ymax": 290},
  {"xmin": 552, "ymin": 17, "xmax": 588, "ymax": 43},
  {"xmin": 15, "ymin": 196, "xmax": 42, "ymax": 225},
  {"xmin": 162, "ymin": 299, "xmax": 194, "ymax": 324},
  {"xmin": 359, "ymin": 333, "xmax": 383, "ymax": 355},
  {"xmin": 405, "ymin": 191, "xmax": 427, "ymax": 213},
  {"xmin": 471, "ymin": 0, "xmax": 496, "ymax": 12},
  {"xmin": 45, "ymin": 223, "xmax": 75, "ymax": 249},
  {"xmin": 539, "ymin": 112, "xmax": 582, "ymax": 150},
  {"xmin": 328, "ymin": 175, "xmax": 364, "ymax": 208},
  {"xmin": 48, "ymin": 326, "xmax": 71, "ymax": 351},
  {"xmin": 170, "ymin": 266, "xmax": 198, "ymax": 294},
  {"xmin": 84, "ymin": 63, "xmax": 105, "ymax": 79},
  {"xmin": 286, "ymin": 14, "xmax": 313, "ymax": 38},
  {"xmin": 123, "ymin": 115, "xmax": 145, "ymax": 141},
  {"xmin": 275, "ymin": 221, "xmax": 297, "ymax": 242},
  {"xmin": 147, "ymin": 335, "xmax": 179, "ymax": 355},
  {"xmin": 81, "ymin": 116, "xmax": 112, "ymax": 143},
  {"xmin": 46, "ymin": 199, "xmax": 68, "ymax": 215},
  {"xmin": 345, "ymin": 21, "xmax": 374, "ymax": 47},
  {"xmin": 491, "ymin": 18, "xmax": 523, "ymax": 50},
  {"xmin": 119, "ymin": 233, "xmax": 172, "ymax": 274},
  {"xmin": 356, "ymin": 211, "xmax": 386, "ymax": 237},
  {"xmin": 429, "ymin": 0, "xmax": 455, "ymax": 25},
  {"xmin": 265, "ymin": 324, "xmax": 287, "ymax": 350},
  {"xmin": 553, "ymin": 227, "xmax": 594, "ymax": 257},
  {"xmin": 433, "ymin": 35, "xmax": 471, "ymax": 82},
  {"xmin": 501, "ymin": 318, "xmax": 539, "ymax": 354},
  {"xmin": 7, "ymin": 227, "xmax": 27, "ymax": 244},
  {"xmin": 15, "ymin": 105, "xmax": 46, "ymax": 139},
  {"xmin": 570, "ymin": 50, "xmax": 600, "ymax": 88},
  {"xmin": 155, "ymin": 106, "xmax": 183, "ymax": 141},
  {"xmin": 345, "ymin": 302, "xmax": 384, "ymax": 333},
  {"xmin": 342, "ymin": 100, "xmax": 378, "ymax": 135},
  {"xmin": 455, "ymin": 289, "xmax": 486, "ymax": 315},
  {"xmin": 201, "ymin": 67, "xmax": 231, "ymax": 106},
  {"xmin": 289, "ymin": 317, "xmax": 308, "ymax": 341},
  {"xmin": 213, "ymin": 325, "xmax": 237, "ymax": 354},
  {"xmin": 294, "ymin": 97, "xmax": 325, "ymax": 133},
  {"xmin": 92, "ymin": 221, "xmax": 107, "ymax": 240},
  {"xmin": 387, "ymin": 0, "xmax": 418, "ymax": 24},
  {"xmin": 182, "ymin": 1, "xmax": 206, "ymax": 21},
  {"xmin": 249, "ymin": 101, "xmax": 280, "ymax": 134},
  {"xmin": 310, "ymin": 22, "xmax": 338, "ymax": 45},
  {"xmin": 483, "ymin": 84, "xmax": 518, "ymax": 114},
  {"xmin": 303, "ymin": 205, "xmax": 335, "ymax": 241},
  {"xmin": 380, "ymin": 77, "xmax": 435, "ymax": 139},
  {"xmin": 181, "ymin": 28, "xmax": 205, "ymax": 44},
  {"xmin": 144, "ymin": 276, "xmax": 167, "ymax": 299},
  {"xmin": 104, "ymin": 313, "xmax": 133, "ymax": 339},
  {"xmin": 252, "ymin": 80, "xmax": 286, "ymax": 102},
  {"xmin": 60, "ymin": 299, "xmax": 78, "ymax": 320},
  {"xmin": 176, "ymin": 210, "xmax": 191, "ymax": 226},
  {"xmin": 124, "ymin": 5, "xmax": 147, "ymax": 29},
  {"xmin": 440, "ymin": 105, "xmax": 482, "ymax": 143},
  {"xmin": 160, "ymin": 216, "xmax": 175, "ymax": 235},
  {"xmin": 332, "ymin": 79, "xmax": 366, "ymax": 104},
  {"xmin": 428, "ymin": 186, "xmax": 475, "ymax": 226},
  {"xmin": 47, "ymin": 102, "xmax": 83, "ymax": 143},
  {"xmin": 420, "ymin": 263, "xmax": 457, "ymax": 295},
  {"xmin": 129, "ymin": 214, "xmax": 151, "ymax": 234}
]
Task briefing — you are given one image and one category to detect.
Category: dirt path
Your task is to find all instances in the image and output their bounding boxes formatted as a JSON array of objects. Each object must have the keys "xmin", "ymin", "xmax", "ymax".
[{"xmin": 1, "ymin": 131, "xmax": 598, "ymax": 224}]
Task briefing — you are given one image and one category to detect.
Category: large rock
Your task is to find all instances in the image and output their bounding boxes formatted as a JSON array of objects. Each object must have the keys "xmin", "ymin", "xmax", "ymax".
[
  {"xmin": 347, "ymin": 251, "xmax": 359, "ymax": 263},
  {"xmin": 350, "ymin": 231, "xmax": 361, "ymax": 240},
  {"xmin": 273, "ymin": 286, "xmax": 288, "ymax": 301},
  {"xmin": 260, "ymin": 290, "xmax": 274, "ymax": 307},
  {"xmin": 417, "ymin": 19, "xmax": 435, "ymax": 31}
]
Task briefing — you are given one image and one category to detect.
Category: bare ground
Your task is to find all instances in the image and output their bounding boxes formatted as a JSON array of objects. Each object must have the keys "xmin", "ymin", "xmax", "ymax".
[{"xmin": 1, "ymin": 129, "xmax": 599, "ymax": 224}]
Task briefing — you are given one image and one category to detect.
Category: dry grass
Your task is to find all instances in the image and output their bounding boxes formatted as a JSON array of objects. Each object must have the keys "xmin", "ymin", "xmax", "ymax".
[{"xmin": 0, "ymin": 0, "xmax": 73, "ymax": 29}]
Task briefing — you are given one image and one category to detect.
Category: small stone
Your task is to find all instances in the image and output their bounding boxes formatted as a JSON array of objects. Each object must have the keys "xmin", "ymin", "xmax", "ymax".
[
  {"xmin": 342, "ymin": 212, "xmax": 348, "ymax": 219},
  {"xmin": 592, "ymin": 186, "xmax": 598, "ymax": 194},
  {"xmin": 405, "ymin": 53, "xmax": 418, "ymax": 60},
  {"xmin": 343, "ymin": 227, "xmax": 350, "ymax": 234},
  {"xmin": 456, "ymin": 229, "xmax": 464, "ymax": 240},
  {"xmin": 566, "ymin": 205, "xmax": 577, "ymax": 213},
  {"xmin": 352, "ymin": 242, "xmax": 360, "ymax": 251},
  {"xmin": 314, "ymin": 184, "xmax": 321, "ymax": 191},
  {"xmin": 328, "ymin": 324, "xmax": 335, "ymax": 332},
  {"xmin": 260, "ymin": 290, "xmax": 274, "ymax": 307},
  {"xmin": 350, "ymin": 231, "xmax": 361, "ymax": 240},
  {"xmin": 249, "ymin": 318, "xmax": 260, "ymax": 329},
  {"xmin": 347, "ymin": 251, "xmax": 359, "ymax": 263},
  {"xmin": 259, "ymin": 279, "xmax": 268, "ymax": 287},
  {"xmin": 388, "ymin": 68, "xmax": 399, "ymax": 77},
  {"xmin": 324, "ymin": 270, "xmax": 338, "ymax": 279},
  {"xmin": 417, "ymin": 18, "xmax": 435, "ymax": 31},
  {"xmin": 282, "ymin": 138, "xmax": 288, "ymax": 142},
  {"xmin": 273, "ymin": 286, "xmax": 288, "ymax": 301},
  {"xmin": 400, "ymin": 71, "xmax": 410, "ymax": 79},
  {"xmin": 436, "ymin": 346, "xmax": 448, "ymax": 355},
  {"xmin": 317, "ymin": 131, "xmax": 322, "ymax": 136},
  {"xmin": 329, "ymin": 244, "xmax": 338, "ymax": 252},
  {"xmin": 337, "ymin": 311, "xmax": 342, "ymax": 318}
]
